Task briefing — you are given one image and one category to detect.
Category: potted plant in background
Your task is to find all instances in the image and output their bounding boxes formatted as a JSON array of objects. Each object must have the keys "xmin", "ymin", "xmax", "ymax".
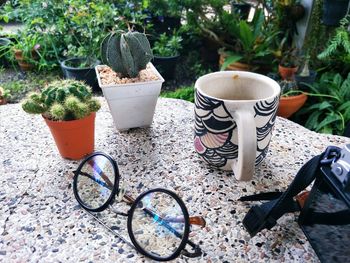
[
  {"xmin": 152, "ymin": 31, "xmax": 182, "ymax": 81},
  {"xmin": 57, "ymin": 1, "xmax": 118, "ymax": 93},
  {"xmin": 96, "ymin": 30, "xmax": 164, "ymax": 131},
  {"xmin": 277, "ymin": 79, "xmax": 307, "ymax": 118},
  {"xmin": 278, "ymin": 48, "xmax": 299, "ymax": 80},
  {"xmin": 219, "ymin": 8, "xmax": 278, "ymax": 73},
  {"xmin": 22, "ymin": 80, "xmax": 101, "ymax": 160},
  {"xmin": 12, "ymin": 32, "xmax": 41, "ymax": 71}
]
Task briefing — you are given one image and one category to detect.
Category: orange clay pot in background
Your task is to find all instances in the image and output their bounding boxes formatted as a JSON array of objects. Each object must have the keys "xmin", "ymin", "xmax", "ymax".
[
  {"xmin": 14, "ymin": 49, "xmax": 38, "ymax": 71},
  {"xmin": 277, "ymin": 93, "xmax": 308, "ymax": 118},
  {"xmin": 278, "ymin": 64, "xmax": 298, "ymax": 80},
  {"xmin": 44, "ymin": 113, "xmax": 96, "ymax": 160}
]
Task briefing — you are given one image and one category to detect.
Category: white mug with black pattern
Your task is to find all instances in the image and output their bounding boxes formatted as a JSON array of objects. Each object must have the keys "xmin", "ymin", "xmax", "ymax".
[{"xmin": 194, "ymin": 71, "xmax": 281, "ymax": 181}]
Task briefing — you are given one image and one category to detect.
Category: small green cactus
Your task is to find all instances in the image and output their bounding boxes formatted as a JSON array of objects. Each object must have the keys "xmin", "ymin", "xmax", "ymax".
[
  {"xmin": 22, "ymin": 80, "xmax": 101, "ymax": 121},
  {"xmin": 100, "ymin": 30, "xmax": 153, "ymax": 78}
]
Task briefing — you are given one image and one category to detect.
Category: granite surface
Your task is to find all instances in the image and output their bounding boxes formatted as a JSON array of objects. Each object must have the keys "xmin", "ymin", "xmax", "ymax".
[{"xmin": 1, "ymin": 98, "xmax": 350, "ymax": 262}]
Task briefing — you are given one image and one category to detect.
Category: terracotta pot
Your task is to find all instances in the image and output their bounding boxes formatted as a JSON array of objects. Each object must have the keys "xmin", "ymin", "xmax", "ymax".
[
  {"xmin": 0, "ymin": 98, "xmax": 6, "ymax": 105},
  {"xmin": 14, "ymin": 49, "xmax": 38, "ymax": 71},
  {"xmin": 44, "ymin": 113, "xmax": 96, "ymax": 160},
  {"xmin": 278, "ymin": 64, "xmax": 298, "ymax": 80},
  {"xmin": 277, "ymin": 93, "xmax": 308, "ymax": 118},
  {"xmin": 219, "ymin": 54, "xmax": 251, "ymax": 71},
  {"xmin": 18, "ymin": 61, "xmax": 34, "ymax": 71}
]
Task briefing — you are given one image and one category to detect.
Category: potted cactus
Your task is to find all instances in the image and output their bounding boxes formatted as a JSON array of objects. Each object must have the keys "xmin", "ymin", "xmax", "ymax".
[
  {"xmin": 22, "ymin": 80, "xmax": 101, "ymax": 160},
  {"xmin": 95, "ymin": 30, "xmax": 164, "ymax": 130}
]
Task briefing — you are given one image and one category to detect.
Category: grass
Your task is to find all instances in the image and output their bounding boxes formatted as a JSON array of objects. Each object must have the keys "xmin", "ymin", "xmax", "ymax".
[
  {"xmin": 160, "ymin": 86, "xmax": 195, "ymax": 103},
  {"xmin": 0, "ymin": 67, "xmax": 61, "ymax": 103}
]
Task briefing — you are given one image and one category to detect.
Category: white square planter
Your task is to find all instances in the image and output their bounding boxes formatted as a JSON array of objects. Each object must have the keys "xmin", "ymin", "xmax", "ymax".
[{"xmin": 96, "ymin": 63, "xmax": 164, "ymax": 131}]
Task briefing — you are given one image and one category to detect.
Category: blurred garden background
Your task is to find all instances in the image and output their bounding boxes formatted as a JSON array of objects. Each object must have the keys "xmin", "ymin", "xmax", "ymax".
[{"xmin": 0, "ymin": 0, "xmax": 349, "ymax": 135}]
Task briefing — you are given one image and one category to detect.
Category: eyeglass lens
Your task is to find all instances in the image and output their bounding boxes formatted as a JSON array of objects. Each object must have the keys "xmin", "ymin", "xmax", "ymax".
[
  {"xmin": 76, "ymin": 155, "xmax": 115, "ymax": 210},
  {"xmin": 130, "ymin": 191, "xmax": 186, "ymax": 259}
]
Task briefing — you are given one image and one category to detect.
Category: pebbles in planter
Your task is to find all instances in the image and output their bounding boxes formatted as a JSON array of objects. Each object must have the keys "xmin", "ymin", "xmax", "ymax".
[{"xmin": 97, "ymin": 65, "xmax": 160, "ymax": 86}]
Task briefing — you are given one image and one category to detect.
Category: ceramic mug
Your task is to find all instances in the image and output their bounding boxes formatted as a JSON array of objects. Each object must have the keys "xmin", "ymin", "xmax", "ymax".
[{"xmin": 194, "ymin": 71, "xmax": 280, "ymax": 181}]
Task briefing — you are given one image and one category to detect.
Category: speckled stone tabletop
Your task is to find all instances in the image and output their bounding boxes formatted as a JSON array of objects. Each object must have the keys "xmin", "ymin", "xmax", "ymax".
[{"xmin": 1, "ymin": 98, "xmax": 350, "ymax": 263}]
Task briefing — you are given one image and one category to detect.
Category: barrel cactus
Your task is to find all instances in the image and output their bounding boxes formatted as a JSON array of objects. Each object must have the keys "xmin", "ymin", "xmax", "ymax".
[
  {"xmin": 22, "ymin": 80, "xmax": 101, "ymax": 121},
  {"xmin": 100, "ymin": 30, "xmax": 153, "ymax": 78}
]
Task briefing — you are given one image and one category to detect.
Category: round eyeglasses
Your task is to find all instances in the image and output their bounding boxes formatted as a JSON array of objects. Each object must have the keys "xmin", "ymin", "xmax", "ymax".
[{"xmin": 73, "ymin": 152, "xmax": 206, "ymax": 261}]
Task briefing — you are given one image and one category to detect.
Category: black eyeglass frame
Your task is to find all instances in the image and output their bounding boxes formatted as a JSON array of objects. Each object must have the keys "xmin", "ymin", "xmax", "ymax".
[
  {"xmin": 72, "ymin": 152, "xmax": 199, "ymax": 261},
  {"xmin": 73, "ymin": 151, "xmax": 120, "ymax": 213}
]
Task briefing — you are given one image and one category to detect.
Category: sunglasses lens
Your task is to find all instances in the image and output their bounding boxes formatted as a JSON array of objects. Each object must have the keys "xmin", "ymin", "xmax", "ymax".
[
  {"xmin": 76, "ymin": 154, "xmax": 115, "ymax": 210},
  {"xmin": 130, "ymin": 191, "xmax": 187, "ymax": 259}
]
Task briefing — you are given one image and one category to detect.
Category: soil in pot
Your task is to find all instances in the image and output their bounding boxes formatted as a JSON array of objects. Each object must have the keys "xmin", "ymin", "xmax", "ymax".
[
  {"xmin": 44, "ymin": 113, "xmax": 96, "ymax": 160},
  {"xmin": 277, "ymin": 93, "xmax": 308, "ymax": 118},
  {"xmin": 60, "ymin": 57, "xmax": 101, "ymax": 93}
]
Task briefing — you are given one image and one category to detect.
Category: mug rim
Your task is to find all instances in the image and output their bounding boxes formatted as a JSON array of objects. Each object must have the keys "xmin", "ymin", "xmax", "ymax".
[{"xmin": 195, "ymin": 71, "xmax": 281, "ymax": 103}]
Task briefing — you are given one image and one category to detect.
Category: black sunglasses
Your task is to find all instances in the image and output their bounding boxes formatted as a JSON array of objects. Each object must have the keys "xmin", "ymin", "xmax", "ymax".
[{"xmin": 73, "ymin": 152, "xmax": 206, "ymax": 261}]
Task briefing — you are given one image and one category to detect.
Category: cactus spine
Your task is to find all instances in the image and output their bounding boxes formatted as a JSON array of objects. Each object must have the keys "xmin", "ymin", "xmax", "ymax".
[
  {"xmin": 22, "ymin": 80, "xmax": 101, "ymax": 121},
  {"xmin": 100, "ymin": 30, "xmax": 153, "ymax": 78}
]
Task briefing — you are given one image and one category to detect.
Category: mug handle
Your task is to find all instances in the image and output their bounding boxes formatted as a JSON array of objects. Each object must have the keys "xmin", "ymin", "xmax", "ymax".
[{"xmin": 232, "ymin": 109, "xmax": 256, "ymax": 181}]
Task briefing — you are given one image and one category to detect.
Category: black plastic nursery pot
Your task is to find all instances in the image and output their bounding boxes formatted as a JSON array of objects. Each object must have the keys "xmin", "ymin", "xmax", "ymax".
[
  {"xmin": 322, "ymin": 0, "xmax": 350, "ymax": 26},
  {"xmin": 153, "ymin": 55, "xmax": 180, "ymax": 81},
  {"xmin": 60, "ymin": 57, "xmax": 101, "ymax": 93}
]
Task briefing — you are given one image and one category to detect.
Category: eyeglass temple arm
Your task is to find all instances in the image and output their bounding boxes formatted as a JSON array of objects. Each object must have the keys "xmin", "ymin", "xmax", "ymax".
[{"xmin": 123, "ymin": 193, "xmax": 206, "ymax": 227}]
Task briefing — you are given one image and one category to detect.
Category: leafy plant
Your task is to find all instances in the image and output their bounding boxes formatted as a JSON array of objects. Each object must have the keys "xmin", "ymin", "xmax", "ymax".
[
  {"xmin": 0, "ymin": 37, "xmax": 13, "ymax": 66},
  {"xmin": 220, "ymin": 8, "xmax": 279, "ymax": 69},
  {"xmin": 279, "ymin": 47, "xmax": 298, "ymax": 67},
  {"xmin": 317, "ymin": 15, "xmax": 350, "ymax": 69},
  {"xmin": 160, "ymin": 86, "xmax": 194, "ymax": 102},
  {"xmin": 299, "ymin": 72, "xmax": 350, "ymax": 135},
  {"xmin": 100, "ymin": 30, "xmax": 153, "ymax": 78},
  {"xmin": 142, "ymin": 0, "xmax": 182, "ymax": 17},
  {"xmin": 152, "ymin": 32, "xmax": 182, "ymax": 57},
  {"xmin": 22, "ymin": 79, "xmax": 101, "ymax": 121},
  {"xmin": 11, "ymin": 30, "xmax": 41, "ymax": 64},
  {"xmin": 1, "ymin": 0, "xmax": 121, "ymax": 69}
]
